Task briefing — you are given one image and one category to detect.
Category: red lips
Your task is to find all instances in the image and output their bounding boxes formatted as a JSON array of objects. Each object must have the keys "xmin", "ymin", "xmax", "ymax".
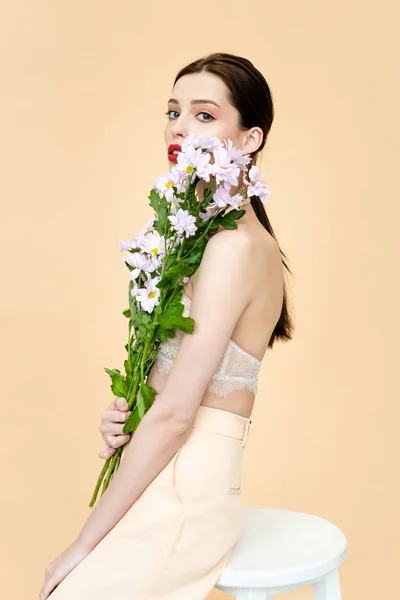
[{"xmin": 167, "ymin": 144, "xmax": 182, "ymax": 163}]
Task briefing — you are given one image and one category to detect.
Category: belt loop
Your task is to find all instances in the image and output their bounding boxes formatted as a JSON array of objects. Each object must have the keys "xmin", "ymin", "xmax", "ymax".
[{"xmin": 241, "ymin": 421, "xmax": 251, "ymax": 447}]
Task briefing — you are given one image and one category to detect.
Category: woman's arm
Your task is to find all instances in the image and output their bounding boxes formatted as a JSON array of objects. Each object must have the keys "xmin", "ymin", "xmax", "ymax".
[{"xmin": 75, "ymin": 229, "xmax": 254, "ymax": 552}]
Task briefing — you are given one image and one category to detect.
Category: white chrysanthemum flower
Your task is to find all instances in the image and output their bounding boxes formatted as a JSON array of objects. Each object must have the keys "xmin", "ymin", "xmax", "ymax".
[
  {"xmin": 176, "ymin": 147, "xmax": 213, "ymax": 182},
  {"xmin": 118, "ymin": 237, "xmax": 139, "ymax": 251},
  {"xmin": 154, "ymin": 174, "xmax": 176, "ymax": 202},
  {"xmin": 154, "ymin": 170, "xmax": 186, "ymax": 201},
  {"xmin": 168, "ymin": 208, "xmax": 197, "ymax": 238},
  {"xmin": 124, "ymin": 251, "xmax": 157, "ymax": 280},
  {"xmin": 199, "ymin": 202, "xmax": 219, "ymax": 221},
  {"xmin": 140, "ymin": 218, "xmax": 155, "ymax": 234},
  {"xmin": 169, "ymin": 165, "xmax": 189, "ymax": 186},
  {"xmin": 182, "ymin": 133, "xmax": 223, "ymax": 153},
  {"xmin": 138, "ymin": 232, "xmax": 165, "ymax": 257},
  {"xmin": 149, "ymin": 253, "xmax": 163, "ymax": 270},
  {"xmin": 210, "ymin": 147, "xmax": 241, "ymax": 187},
  {"xmin": 244, "ymin": 165, "xmax": 271, "ymax": 204},
  {"xmin": 212, "ymin": 186, "xmax": 232, "ymax": 209},
  {"xmin": 224, "ymin": 139, "xmax": 252, "ymax": 166},
  {"xmin": 213, "ymin": 186, "xmax": 244, "ymax": 211},
  {"xmin": 134, "ymin": 276, "xmax": 161, "ymax": 313}
]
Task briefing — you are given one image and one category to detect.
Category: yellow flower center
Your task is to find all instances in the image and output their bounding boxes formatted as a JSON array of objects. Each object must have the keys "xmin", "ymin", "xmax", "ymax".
[
  {"xmin": 148, "ymin": 291, "xmax": 156, "ymax": 299},
  {"xmin": 186, "ymin": 165, "xmax": 195, "ymax": 174},
  {"xmin": 150, "ymin": 247, "xmax": 158, "ymax": 255},
  {"xmin": 166, "ymin": 181, "xmax": 174, "ymax": 188}
]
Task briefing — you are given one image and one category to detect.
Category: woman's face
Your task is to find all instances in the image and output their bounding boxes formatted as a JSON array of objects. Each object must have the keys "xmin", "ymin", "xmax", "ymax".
[{"xmin": 164, "ymin": 72, "xmax": 248, "ymax": 166}]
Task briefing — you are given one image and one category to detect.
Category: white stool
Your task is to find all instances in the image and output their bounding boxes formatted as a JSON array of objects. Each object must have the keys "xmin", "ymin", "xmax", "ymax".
[{"xmin": 215, "ymin": 508, "xmax": 348, "ymax": 599}]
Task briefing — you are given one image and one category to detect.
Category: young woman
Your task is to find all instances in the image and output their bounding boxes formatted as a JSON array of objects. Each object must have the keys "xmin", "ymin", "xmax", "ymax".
[{"xmin": 40, "ymin": 52, "xmax": 294, "ymax": 600}]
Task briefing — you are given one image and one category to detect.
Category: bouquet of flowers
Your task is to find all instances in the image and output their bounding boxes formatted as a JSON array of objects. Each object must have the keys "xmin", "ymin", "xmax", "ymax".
[{"xmin": 89, "ymin": 133, "xmax": 271, "ymax": 507}]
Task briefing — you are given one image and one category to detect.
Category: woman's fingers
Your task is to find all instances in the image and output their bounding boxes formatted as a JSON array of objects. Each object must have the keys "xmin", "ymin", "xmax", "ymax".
[
  {"xmin": 98, "ymin": 432, "xmax": 131, "ymax": 458},
  {"xmin": 98, "ymin": 397, "xmax": 132, "ymax": 459},
  {"xmin": 113, "ymin": 396, "xmax": 129, "ymax": 411},
  {"xmin": 105, "ymin": 432, "xmax": 131, "ymax": 448},
  {"xmin": 102, "ymin": 408, "xmax": 131, "ymax": 423},
  {"xmin": 98, "ymin": 445, "xmax": 115, "ymax": 459},
  {"xmin": 99, "ymin": 419, "xmax": 131, "ymax": 435}
]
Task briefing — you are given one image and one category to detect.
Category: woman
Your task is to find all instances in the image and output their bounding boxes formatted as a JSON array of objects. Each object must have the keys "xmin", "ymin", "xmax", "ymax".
[{"xmin": 39, "ymin": 52, "xmax": 294, "ymax": 600}]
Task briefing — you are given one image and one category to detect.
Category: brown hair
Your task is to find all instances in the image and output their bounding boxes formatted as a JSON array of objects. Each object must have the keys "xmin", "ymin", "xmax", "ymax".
[{"xmin": 174, "ymin": 52, "xmax": 294, "ymax": 348}]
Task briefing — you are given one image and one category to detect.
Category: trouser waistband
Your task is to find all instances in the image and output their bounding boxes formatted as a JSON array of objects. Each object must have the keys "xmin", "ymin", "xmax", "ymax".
[{"xmin": 193, "ymin": 405, "xmax": 252, "ymax": 447}]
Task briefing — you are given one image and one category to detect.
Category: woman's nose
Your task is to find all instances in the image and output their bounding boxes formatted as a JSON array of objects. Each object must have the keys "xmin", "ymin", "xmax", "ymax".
[{"xmin": 171, "ymin": 116, "xmax": 188, "ymax": 139}]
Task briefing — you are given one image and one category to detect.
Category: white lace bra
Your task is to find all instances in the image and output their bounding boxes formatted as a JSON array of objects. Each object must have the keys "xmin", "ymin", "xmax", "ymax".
[{"xmin": 154, "ymin": 290, "xmax": 261, "ymax": 398}]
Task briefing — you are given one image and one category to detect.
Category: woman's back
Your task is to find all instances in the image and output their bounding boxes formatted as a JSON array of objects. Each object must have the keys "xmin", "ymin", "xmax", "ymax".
[{"xmin": 147, "ymin": 215, "xmax": 284, "ymax": 418}]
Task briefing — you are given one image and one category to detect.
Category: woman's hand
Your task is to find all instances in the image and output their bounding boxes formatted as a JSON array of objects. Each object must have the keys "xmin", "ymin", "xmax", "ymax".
[
  {"xmin": 98, "ymin": 397, "xmax": 132, "ymax": 459},
  {"xmin": 39, "ymin": 539, "xmax": 91, "ymax": 599}
]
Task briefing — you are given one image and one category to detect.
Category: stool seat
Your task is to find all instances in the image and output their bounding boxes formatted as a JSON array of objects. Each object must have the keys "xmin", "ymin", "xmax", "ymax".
[{"xmin": 215, "ymin": 508, "xmax": 348, "ymax": 599}]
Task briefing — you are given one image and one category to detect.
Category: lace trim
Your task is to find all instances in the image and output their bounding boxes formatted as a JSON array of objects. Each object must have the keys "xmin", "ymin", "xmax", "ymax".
[
  {"xmin": 154, "ymin": 353, "xmax": 258, "ymax": 397},
  {"xmin": 153, "ymin": 289, "xmax": 260, "ymax": 398},
  {"xmin": 154, "ymin": 336, "xmax": 260, "ymax": 398}
]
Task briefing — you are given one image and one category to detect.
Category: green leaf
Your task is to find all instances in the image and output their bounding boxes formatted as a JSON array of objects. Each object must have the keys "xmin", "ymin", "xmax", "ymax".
[
  {"xmin": 221, "ymin": 220, "xmax": 238, "ymax": 230},
  {"xmin": 199, "ymin": 186, "xmax": 214, "ymax": 210},
  {"xmin": 159, "ymin": 314, "xmax": 194, "ymax": 334},
  {"xmin": 155, "ymin": 325, "xmax": 176, "ymax": 342},
  {"xmin": 157, "ymin": 298, "xmax": 194, "ymax": 334},
  {"xmin": 141, "ymin": 383, "xmax": 157, "ymax": 406},
  {"xmin": 123, "ymin": 406, "xmax": 141, "ymax": 434},
  {"xmin": 187, "ymin": 239, "xmax": 207, "ymax": 265},
  {"xmin": 149, "ymin": 189, "xmax": 169, "ymax": 236},
  {"xmin": 207, "ymin": 221, "xmax": 220, "ymax": 233},
  {"xmin": 135, "ymin": 310, "xmax": 153, "ymax": 338},
  {"xmin": 104, "ymin": 368, "xmax": 128, "ymax": 398},
  {"xmin": 217, "ymin": 209, "xmax": 246, "ymax": 231},
  {"xmin": 157, "ymin": 263, "xmax": 193, "ymax": 288},
  {"xmin": 123, "ymin": 358, "xmax": 131, "ymax": 376},
  {"xmin": 122, "ymin": 308, "xmax": 131, "ymax": 318},
  {"xmin": 136, "ymin": 387, "xmax": 145, "ymax": 419},
  {"xmin": 186, "ymin": 181, "xmax": 198, "ymax": 212},
  {"xmin": 219, "ymin": 208, "xmax": 246, "ymax": 229},
  {"xmin": 122, "ymin": 383, "xmax": 156, "ymax": 433}
]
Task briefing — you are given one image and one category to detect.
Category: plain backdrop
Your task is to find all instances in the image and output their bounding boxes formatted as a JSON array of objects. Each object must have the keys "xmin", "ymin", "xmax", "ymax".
[{"xmin": 1, "ymin": 2, "xmax": 399, "ymax": 599}]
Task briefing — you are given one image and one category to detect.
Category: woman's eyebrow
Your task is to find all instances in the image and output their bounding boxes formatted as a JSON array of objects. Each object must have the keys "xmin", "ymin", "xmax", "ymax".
[{"xmin": 168, "ymin": 98, "xmax": 221, "ymax": 109}]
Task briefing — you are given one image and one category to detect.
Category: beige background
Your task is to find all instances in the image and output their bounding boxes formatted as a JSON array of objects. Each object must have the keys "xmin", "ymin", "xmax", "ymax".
[{"xmin": 1, "ymin": 2, "xmax": 399, "ymax": 599}]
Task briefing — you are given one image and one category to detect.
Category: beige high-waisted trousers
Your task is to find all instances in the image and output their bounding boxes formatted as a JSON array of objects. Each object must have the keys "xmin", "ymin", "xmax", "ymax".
[{"xmin": 49, "ymin": 405, "xmax": 251, "ymax": 599}]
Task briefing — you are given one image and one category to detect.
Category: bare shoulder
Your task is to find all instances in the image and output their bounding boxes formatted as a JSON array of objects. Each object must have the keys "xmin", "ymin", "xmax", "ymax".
[
  {"xmin": 208, "ymin": 226, "xmax": 254, "ymax": 250},
  {"xmin": 204, "ymin": 226, "xmax": 255, "ymax": 265},
  {"xmin": 191, "ymin": 228, "xmax": 253, "ymax": 286}
]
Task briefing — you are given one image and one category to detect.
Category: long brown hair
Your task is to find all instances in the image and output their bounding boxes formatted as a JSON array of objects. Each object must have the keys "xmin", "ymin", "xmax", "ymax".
[{"xmin": 174, "ymin": 52, "xmax": 294, "ymax": 348}]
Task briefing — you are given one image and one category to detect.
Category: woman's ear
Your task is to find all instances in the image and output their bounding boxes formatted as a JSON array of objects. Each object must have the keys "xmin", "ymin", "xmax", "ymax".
[{"xmin": 243, "ymin": 127, "xmax": 264, "ymax": 155}]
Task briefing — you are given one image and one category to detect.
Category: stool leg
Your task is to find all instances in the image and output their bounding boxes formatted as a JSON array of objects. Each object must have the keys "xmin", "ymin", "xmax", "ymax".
[
  {"xmin": 314, "ymin": 568, "xmax": 341, "ymax": 600},
  {"xmin": 236, "ymin": 591, "xmax": 274, "ymax": 599}
]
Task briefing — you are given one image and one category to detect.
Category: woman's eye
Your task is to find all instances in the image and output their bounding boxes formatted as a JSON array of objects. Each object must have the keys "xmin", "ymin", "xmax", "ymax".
[
  {"xmin": 165, "ymin": 110, "xmax": 179, "ymax": 119},
  {"xmin": 164, "ymin": 109, "xmax": 214, "ymax": 122},
  {"xmin": 197, "ymin": 111, "xmax": 214, "ymax": 122}
]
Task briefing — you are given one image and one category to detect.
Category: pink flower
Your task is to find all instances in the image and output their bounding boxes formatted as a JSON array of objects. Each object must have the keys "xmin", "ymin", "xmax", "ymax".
[
  {"xmin": 154, "ymin": 171, "xmax": 186, "ymax": 202},
  {"xmin": 244, "ymin": 166, "xmax": 271, "ymax": 204},
  {"xmin": 210, "ymin": 147, "xmax": 240, "ymax": 187},
  {"xmin": 124, "ymin": 252, "xmax": 157, "ymax": 280},
  {"xmin": 176, "ymin": 147, "xmax": 213, "ymax": 182},
  {"xmin": 168, "ymin": 208, "xmax": 197, "ymax": 238},
  {"xmin": 225, "ymin": 139, "xmax": 252, "ymax": 166},
  {"xmin": 182, "ymin": 133, "xmax": 223, "ymax": 153}
]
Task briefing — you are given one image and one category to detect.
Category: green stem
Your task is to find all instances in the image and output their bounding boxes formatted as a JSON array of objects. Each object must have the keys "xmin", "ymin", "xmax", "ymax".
[
  {"xmin": 100, "ymin": 448, "xmax": 121, "ymax": 495},
  {"xmin": 89, "ymin": 176, "xmax": 219, "ymax": 508},
  {"xmin": 89, "ymin": 456, "xmax": 111, "ymax": 507}
]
